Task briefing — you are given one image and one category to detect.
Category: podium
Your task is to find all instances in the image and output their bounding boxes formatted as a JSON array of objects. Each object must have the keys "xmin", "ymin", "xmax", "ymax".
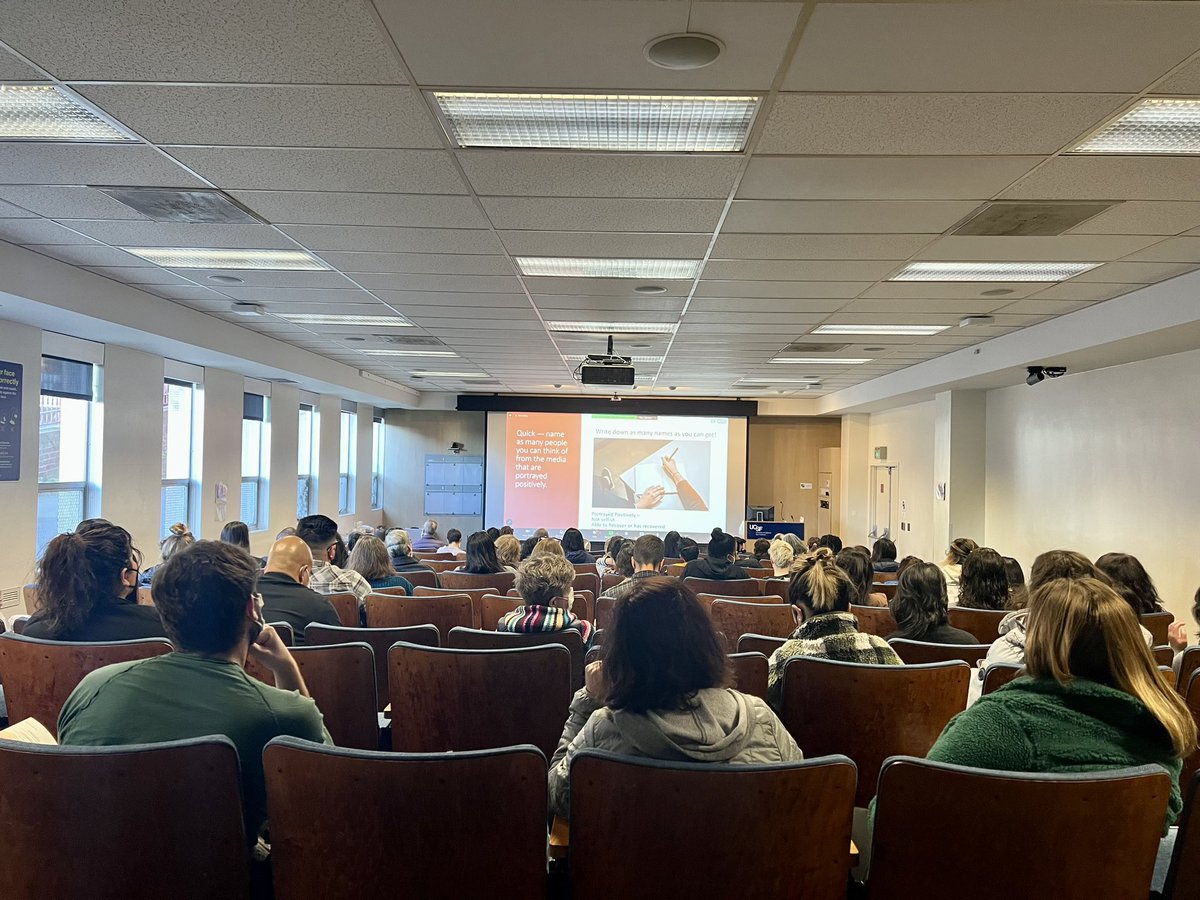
[{"xmin": 744, "ymin": 519, "xmax": 804, "ymax": 542}]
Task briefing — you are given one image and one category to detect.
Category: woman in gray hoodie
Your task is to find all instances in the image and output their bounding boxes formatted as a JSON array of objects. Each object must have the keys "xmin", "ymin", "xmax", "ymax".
[{"xmin": 548, "ymin": 577, "xmax": 802, "ymax": 817}]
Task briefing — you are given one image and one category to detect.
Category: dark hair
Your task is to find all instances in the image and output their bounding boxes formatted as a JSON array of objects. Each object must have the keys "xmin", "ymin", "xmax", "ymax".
[
  {"xmin": 152, "ymin": 541, "xmax": 258, "ymax": 654},
  {"xmin": 345, "ymin": 532, "xmax": 362, "ymax": 553},
  {"xmin": 663, "ymin": 531, "xmax": 681, "ymax": 559},
  {"xmin": 835, "ymin": 547, "xmax": 873, "ymax": 604},
  {"xmin": 463, "ymin": 531, "xmax": 503, "ymax": 574},
  {"xmin": 871, "ymin": 538, "xmax": 897, "ymax": 563},
  {"xmin": 296, "ymin": 515, "xmax": 340, "ymax": 555},
  {"xmin": 631, "ymin": 534, "xmax": 665, "ymax": 568},
  {"xmin": 1029, "ymin": 549, "xmax": 1101, "ymax": 591},
  {"xmin": 561, "ymin": 528, "xmax": 586, "ymax": 554},
  {"xmin": 1004, "ymin": 557, "xmax": 1029, "ymax": 610},
  {"xmin": 679, "ymin": 538, "xmax": 700, "ymax": 561},
  {"xmin": 897, "ymin": 555, "xmax": 922, "ymax": 576},
  {"xmin": 446, "ymin": 528, "xmax": 462, "ymax": 544},
  {"xmin": 604, "ymin": 535, "xmax": 627, "ymax": 558},
  {"xmin": 946, "ymin": 537, "xmax": 978, "ymax": 565},
  {"xmin": 707, "ymin": 531, "xmax": 735, "ymax": 559},
  {"xmin": 753, "ymin": 539, "xmax": 771, "ymax": 559},
  {"xmin": 499, "ymin": 525, "xmax": 514, "ymax": 536},
  {"xmin": 1095, "ymin": 553, "xmax": 1163, "ymax": 615},
  {"xmin": 816, "ymin": 534, "xmax": 843, "ymax": 554},
  {"xmin": 602, "ymin": 577, "xmax": 730, "ymax": 713},
  {"xmin": 519, "ymin": 536, "xmax": 538, "ymax": 560},
  {"xmin": 616, "ymin": 545, "xmax": 635, "ymax": 577},
  {"xmin": 788, "ymin": 548, "xmax": 855, "ymax": 614},
  {"xmin": 36, "ymin": 522, "xmax": 141, "ymax": 637},
  {"xmin": 331, "ymin": 535, "xmax": 348, "ymax": 568},
  {"xmin": 957, "ymin": 547, "xmax": 1011, "ymax": 610},
  {"xmin": 889, "ymin": 563, "xmax": 950, "ymax": 640},
  {"xmin": 486, "ymin": 527, "xmax": 501, "ymax": 541},
  {"xmin": 219, "ymin": 521, "xmax": 251, "ymax": 551}
]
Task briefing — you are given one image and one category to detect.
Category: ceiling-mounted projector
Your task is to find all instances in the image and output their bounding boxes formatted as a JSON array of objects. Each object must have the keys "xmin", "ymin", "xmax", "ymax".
[{"xmin": 577, "ymin": 335, "xmax": 635, "ymax": 386}]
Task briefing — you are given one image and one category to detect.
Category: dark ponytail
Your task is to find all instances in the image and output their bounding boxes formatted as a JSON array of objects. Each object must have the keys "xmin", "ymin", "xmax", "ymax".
[{"xmin": 37, "ymin": 523, "xmax": 139, "ymax": 637}]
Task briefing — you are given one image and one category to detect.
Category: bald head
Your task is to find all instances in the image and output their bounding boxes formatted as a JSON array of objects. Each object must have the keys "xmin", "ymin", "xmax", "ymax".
[{"xmin": 264, "ymin": 536, "xmax": 315, "ymax": 585}]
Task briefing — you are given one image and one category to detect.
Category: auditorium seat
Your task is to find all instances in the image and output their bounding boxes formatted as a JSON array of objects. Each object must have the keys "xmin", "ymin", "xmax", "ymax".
[
  {"xmin": 572, "ymin": 562, "xmax": 599, "ymax": 576},
  {"xmin": 291, "ymin": 643, "xmax": 378, "ymax": 751},
  {"xmin": 412, "ymin": 552, "xmax": 442, "ymax": 560},
  {"xmin": 9, "ymin": 615, "xmax": 28, "ymax": 634},
  {"xmin": 366, "ymin": 593, "xmax": 473, "ymax": 634},
  {"xmin": 0, "ymin": 736, "xmax": 248, "ymax": 900},
  {"xmin": 439, "ymin": 570, "xmax": 517, "ymax": 596},
  {"xmin": 268, "ymin": 621, "xmax": 294, "ymax": 646},
  {"xmin": 728, "ymin": 651, "xmax": 769, "ymax": 700},
  {"xmin": 595, "ymin": 595, "xmax": 616, "ymax": 632},
  {"xmin": 571, "ymin": 571, "xmax": 600, "ymax": 599},
  {"xmin": 1154, "ymin": 645, "xmax": 1174, "ymax": 667},
  {"xmin": 20, "ymin": 584, "xmax": 38, "ymax": 612},
  {"xmin": 413, "ymin": 585, "xmax": 490, "ymax": 628},
  {"xmin": 136, "ymin": 586, "xmax": 154, "ymax": 606},
  {"xmin": 600, "ymin": 573, "xmax": 624, "ymax": 594},
  {"xmin": 323, "ymin": 591, "xmax": 360, "ymax": 628},
  {"xmin": 870, "ymin": 582, "xmax": 898, "ymax": 601},
  {"xmin": 737, "ymin": 633, "xmax": 787, "ymax": 657},
  {"xmin": 388, "ymin": 642, "xmax": 571, "ymax": 758},
  {"xmin": 1182, "ymin": 669, "xmax": 1200, "ymax": 790},
  {"xmin": 0, "ymin": 634, "xmax": 174, "ymax": 737},
  {"xmin": 399, "ymin": 568, "xmax": 439, "ymax": 589},
  {"xmin": 1178, "ymin": 646, "xmax": 1200, "ymax": 693},
  {"xmin": 568, "ymin": 750, "xmax": 855, "ymax": 900},
  {"xmin": 981, "ymin": 662, "xmax": 1024, "ymax": 695},
  {"xmin": 696, "ymin": 592, "xmax": 785, "ymax": 610},
  {"xmin": 263, "ymin": 739, "xmax": 547, "ymax": 900},
  {"xmin": 946, "ymin": 606, "xmax": 1008, "ymax": 643},
  {"xmin": 684, "ymin": 577, "xmax": 762, "ymax": 597},
  {"xmin": 850, "ymin": 603, "xmax": 898, "ymax": 638},
  {"xmin": 780, "ymin": 658, "xmax": 969, "ymax": 807},
  {"xmin": 448, "ymin": 626, "xmax": 585, "ymax": 687},
  {"xmin": 889, "ymin": 639, "xmax": 991, "ymax": 667},
  {"xmin": 866, "ymin": 757, "xmax": 1171, "ymax": 900},
  {"xmin": 1162, "ymin": 771, "xmax": 1200, "ymax": 900},
  {"xmin": 369, "ymin": 585, "xmax": 409, "ymax": 597},
  {"xmin": 481, "ymin": 593, "xmax": 523, "ymax": 630},
  {"xmin": 304, "ymin": 623, "xmax": 438, "ymax": 712},
  {"xmin": 424, "ymin": 560, "xmax": 462, "ymax": 574},
  {"xmin": 708, "ymin": 600, "xmax": 795, "ymax": 652},
  {"xmin": 1141, "ymin": 611, "xmax": 1174, "ymax": 646}
]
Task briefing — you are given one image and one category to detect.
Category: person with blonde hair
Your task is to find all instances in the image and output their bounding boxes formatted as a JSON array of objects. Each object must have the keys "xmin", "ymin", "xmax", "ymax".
[
  {"xmin": 138, "ymin": 522, "xmax": 195, "ymax": 586},
  {"xmin": 494, "ymin": 533, "xmax": 521, "ymax": 571},
  {"xmin": 347, "ymin": 535, "xmax": 413, "ymax": 592},
  {"xmin": 531, "ymin": 537, "xmax": 567, "ymax": 560},
  {"xmin": 768, "ymin": 539, "xmax": 794, "ymax": 577},
  {"xmin": 937, "ymin": 537, "xmax": 978, "ymax": 590},
  {"xmin": 499, "ymin": 553, "xmax": 591, "ymax": 642},
  {"xmin": 927, "ymin": 576, "xmax": 1196, "ymax": 826}
]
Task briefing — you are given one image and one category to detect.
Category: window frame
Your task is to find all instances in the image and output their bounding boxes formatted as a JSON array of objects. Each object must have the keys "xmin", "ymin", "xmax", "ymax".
[
  {"xmin": 36, "ymin": 357, "xmax": 101, "ymax": 556},
  {"xmin": 297, "ymin": 403, "xmax": 316, "ymax": 519},
  {"xmin": 338, "ymin": 408, "xmax": 356, "ymax": 516},
  {"xmin": 161, "ymin": 377, "xmax": 199, "ymax": 539},
  {"xmin": 370, "ymin": 414, "xmax": 384, "ymax": 510},
  {"xmin": 240, "ymin": 393, "xmax": 269, "ymax": 531}
]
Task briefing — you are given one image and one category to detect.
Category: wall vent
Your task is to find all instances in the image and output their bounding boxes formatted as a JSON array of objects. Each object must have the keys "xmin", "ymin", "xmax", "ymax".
[
  {"xmin": 0, "ymin": 586, "xmax": 21, "ymax": 609},
  {"xmin": 374, "ymin": 334, "xmax": 445, "ymax": 346},
  {"xmin": 951, "ymin": 202, "xmax": 1115, "ymax": 237}
]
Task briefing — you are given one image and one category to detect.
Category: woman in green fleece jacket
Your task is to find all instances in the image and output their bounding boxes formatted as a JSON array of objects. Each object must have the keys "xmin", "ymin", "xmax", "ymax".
[{"xmin": 926, "ymin": 576, "xmax": 1197, "ymax": 825}]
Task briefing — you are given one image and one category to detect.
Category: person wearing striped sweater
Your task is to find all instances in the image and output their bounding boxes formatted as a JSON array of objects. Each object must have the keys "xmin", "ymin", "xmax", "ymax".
[{"xmin": 498, "ymin": 553, "xmax": 593, "ymax": 644}]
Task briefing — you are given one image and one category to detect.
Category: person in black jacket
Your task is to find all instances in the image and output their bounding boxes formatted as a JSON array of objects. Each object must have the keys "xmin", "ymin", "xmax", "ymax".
[
  {"xmin": 256, "ymin": 536, "xmax": 341, "ymax": 642},
  {"xmin": 384, "ymin": 529, "xmax": 434, "ymax": 574},
  {"xmin": 561, "ymin": 528, "xmax": 593, "ymax": 565},
  {"xmin": 886, "ymin": 562, "xmax": 977, "ymax": 645},
  {"xmin": 682, "ymin": 531, "xmax": 749, "ymax": 581}
]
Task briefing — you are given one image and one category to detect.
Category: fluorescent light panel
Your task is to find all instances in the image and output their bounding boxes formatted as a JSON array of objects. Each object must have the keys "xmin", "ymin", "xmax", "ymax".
[
  {"xmin": 813, "ymin": 324, "xmax": 949, "ymax": 336},
  {"xmin": 738, "ymin": 377, "xmax": 822, "ymax": 385},
  {"xmin": 546, "ymin": 321, "xmax": 677, "ymax": 334},
  {"xmin": 282, "ymin": 314, "xmax": 412, "ymax": 327},
  {"xmin": 1074, "ymin": 98, "xmax": 1200, "ymax": 154},
  {"xmin": 0, "ymin": 84, "xmax": 134, "ymax": 142},
  {"xmin": 360, "ymin": 349, "xmax": 458, "ymax": 357},
  {"xmin": 565, "ymin": 354, "xmax": 663, "ymax": 363},
  {"xmin": 122, "ymin": 247, "xmax": 330, "ymax": 270},
  {"xmin": 770, "ymin": 357, "xmax": 871, "ymax": 365},
  {"xmin": 410, "ymin": 371, "xmax": 492, "ymax": 378},
  {"xmin": 432, "ymin": 92, "xmax": 758, "ymax": 152},
  {"xmin": 515, "ymin": 257, "xmax": 700, "ymax": 279},
  {"xmin": 893, "ymin": 261, "xmax": 1097, "ymax": 282}
]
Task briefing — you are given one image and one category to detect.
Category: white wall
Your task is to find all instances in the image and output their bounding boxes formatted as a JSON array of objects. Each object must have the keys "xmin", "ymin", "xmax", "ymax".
[
  {"xmin": 0, "ymin": 321, "xmax": 42, "ymax": 607},
  {"xmin": 985, "ymin": 347, "xmax": 1200, "ymax": 624},
  {"xmin": 866, "ymin": 401, "xmax": 938, "ymax": 563}
]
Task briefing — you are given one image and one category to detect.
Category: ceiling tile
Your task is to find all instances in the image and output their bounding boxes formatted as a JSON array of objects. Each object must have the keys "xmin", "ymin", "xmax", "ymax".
[
  {"xmin": 1069, "ymin": 262, "xmax": 1197, "ymax": 284},
  {"xmin": 0, "ymin": 49, "xmax": 45, "ymax": 80},
  {"xmin": 757, "ymin": 93, "xmax": 1127, "ymax": 156},
  {"xmin": 684, "ymin": 311, "xmax": 826, "ymax": 326},
  {"xmin": 63, "ymin": 221, "xmax": 296, "ymax": 249},
  {"xmin": 1151, "ymin": 55, "xmax": 1200, "ymax": 95},
  {"xmin": 738, "ymin": 156, "xmax": 1041, "ymax": 201},
  {"xmin": 23, "ymin": 244, "xmax": 148, "ymax": 266},
  {"xmin": 163, "ymin": 268, "xmax": 357, "ymax": 288},
  {"xmin": 83, "ymin": 266, "xmax": 197, "ymax": 285},
  {"xmin": 0, "ymin": 144, "xmax": 204, "ymax": 187},
  {"xmin": 480, "ymin": 198, "xmax": 723, "ymax": 233},
  {"xmin": 694, "ymin": 280, "xmax": 870, "ymax": 299},
  {"xmin": 218, "ymin": 287, "xmax": 374, "ymax": 305},
  {"xmin": 170, "ymin": 148, "xmax": 467, "ymax": 194},
  {"xmin": 315, "ymin": 252, "xmax": 511, "ymax": 275},
  {"xmin": 703, "ymin": 259, "xmax": 900, "ymax": 281},
  {"xmin": 723, "ymin": 200, "xmax": 979, "ymax": 234},
  {"xmin": 374, "ymin": 291, "xmax": 532, "ymax": 309},
  {"xmin": 836, "ymin": 298, "xmax": 1010, "ymax": 316},
  {"xmin": 498, "ymin": 231, "xmax": 711, "ymax": 259},
  {"xmin": 3, "ymin": 0, "xmax": 404, "ymax": 83},
  {"xmin": 712, "ymin": 233, "xmax": 936, "ymax": 260},
  {"xmin": 0, "ymin": 199, "xmax": 35, "ymax": 218},
  {"xmin": 231, "ymin": 191, "xmax": 485, "ymax": 229},
  {"xmin": 522, "ymin": 276, "xmax": 693, "ymax": 297},
  {"xmin": 1117, "ymin": 238, "xmax": 1200, "ymax": 264},
  {"xmin": 350, "ymin": 273, "xmax": 524, "ymax": 293},
  {"xmin": 0, "ymin": 185, "xmax": 152, "ymax": 220},
  {"xmin": 78, "ymin": 85, "xmax": 442, "ymax": 149},
  {"xmin": 1026, "ymin": 282, "xmax": 1139, "ymax": 302},
  {"xmin": 141, "ymin": 284, "xmax": 233, "ymax": 303},
  {"xmin": 533, "ymin": 295, "xmax": 687, "ymax": 314},
  {"xmin": 995, "ymin": 298, "xmax": 1096, "ymax": 316},
  {"xmin": 783, "ymin": 3, "xmax": 1200, "ymax": 92},
  {"xmin": 1068, "ymin": 201, "xmax": 1200, "ymax": 236},
  {"xmin": 688, "ymin": 297, "xmax": 846, "ymax": 315},
  {"xmin": 913, "ymin": 234, "xmax": 1161, "ymax": 262},
  {"xmin": 859, "ymin": 281, "xmax": 1047, "ymax": 300},
  {"xmin": 0, "ymin": 219, "xmax": 98, "ymax": 245},
  {"xmin": 1001, "ymin": 158, "xmax": 1200, "ymax": 202},
  {"xmin": 279, "ymin": 225, "xmax": 502, "ymax": 254}
]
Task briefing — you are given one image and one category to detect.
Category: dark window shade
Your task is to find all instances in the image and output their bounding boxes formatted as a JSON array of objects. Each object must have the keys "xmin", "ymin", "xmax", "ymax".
[
  {"xmin": 243, "ymin": 393, "xmax": 265, "ymax": 421},
  {"xmin": 41, "ymin": 356, "xmax": 94, "ymax": 401},
  {"xmin": 341, "ymin": 400, "xmax": 357, "ymax": 414}
]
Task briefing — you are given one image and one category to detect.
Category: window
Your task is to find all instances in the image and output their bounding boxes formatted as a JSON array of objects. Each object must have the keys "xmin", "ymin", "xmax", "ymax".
[
  {"xmin": 37, "ymin": 356, "xmax": 101, "ymax": 555},
  {"xmin": 338, "ymin": 407, "xmax": 356, "ymax": 515},
  {"xmin": 162, "ymin": 379, "xmax": 197, "ymax": 537},
  {"xmin": 371, "ymin": 413, "xmax": 384, "ymax": 510},
  {"xmin": 297, "ymin": 404, "xmax": 316, "ymax": 519},
  {"xmin": 241, "ymin": 393, "xmax": 269, "ymax": 529}
]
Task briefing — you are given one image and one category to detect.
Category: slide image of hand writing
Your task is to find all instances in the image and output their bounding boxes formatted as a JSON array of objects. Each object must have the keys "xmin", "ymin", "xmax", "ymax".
[{"xmin": 591, "ymin": 437, "xmax": 710, "ymax": 512}]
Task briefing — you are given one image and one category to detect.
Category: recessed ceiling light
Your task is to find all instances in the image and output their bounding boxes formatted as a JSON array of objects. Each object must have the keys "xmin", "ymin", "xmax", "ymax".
[
  {"xmin": 737, "ymin": 377, "xmax": 823, "ymax": 385},
  {"xmin": 207, "ymin": 274, "xmax": 244, "ymax": 284},
  {"xmin": 228, "ymin": 302, "xmax": 265, "ymax": 317},
  {"xmin": 360, "ymin": 349, "xmax": 459, "ymax": 357},
  {"xmin": 564, "ymin": 354, "xmax": 663, "ymax": 363},
  {"xmin": 546, "ymin": 321, "xmax": 677, "ymax": 334},
  {"xmin": 431, "ymin": 92, "xmax": 759, "ymax": 151},
  {"xmin": 515, "ymin": 257, "xmax": 700, "ymax": 279},
  {"xmin": 770, "ymin": 357, "xmax": 871, "ymax": 365},
  {"xmin": 121, "ymin": 247, "xmax": 330, "ymax": 270},
  {"xmin": 644, "ymin": 33, "xmax": 725, "ymax": 70},
  {"xmin": 280, "ymin": 313, "xmax": 412, "ymax": 327},
  {"xmin": 0, "ymin": 84, "xmax": 135, "ymax": 142},
  {"xmin": 1073, "ymin": 98, "xmax": 1200, "ymax": 154},
  {"xmin": 634, "ymin": 285, "xmax": 669, "ymax": 294},
  {"xmin": 813, "ymin": 324, "xmax": 949, "ymax": 336},
  {"xmin": 891, "ymin": 262, "xmax": 1098, "ymax": 282},
  {"xmin": 409, "ymin": 371, "xmax": 492, "ymax": 379}
]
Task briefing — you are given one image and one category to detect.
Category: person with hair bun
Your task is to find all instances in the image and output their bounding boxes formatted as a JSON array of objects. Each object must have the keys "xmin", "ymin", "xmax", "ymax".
[
  {"xmin": 766, "ymin": 548, "xmax": 901, "ymax": 710},
  {"xmin": 138, "ymin": 522, "xmax": 195, "ymax": 586},
  {"xmin": 25, "ymin": 521, "xmax": 166, "ymax": 641},
  {"xmin": 937, "ymin": 537, "xmax": 978, "ymax": 590}
]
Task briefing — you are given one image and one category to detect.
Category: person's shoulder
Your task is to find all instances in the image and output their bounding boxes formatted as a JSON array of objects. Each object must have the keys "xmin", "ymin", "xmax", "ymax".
[
  {"xmin": 251, "ymin": 680, "xmax": 326, "ymax": 730},
  {"xmin": 74, "ymin": 654, "xmax": 163, "ymax": 695}
]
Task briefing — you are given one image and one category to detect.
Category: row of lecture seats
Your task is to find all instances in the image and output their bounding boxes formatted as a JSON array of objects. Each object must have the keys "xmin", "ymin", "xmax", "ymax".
[{"xmin": 0, "ymin": 733, "xmax": 1195, "ymax": 900}]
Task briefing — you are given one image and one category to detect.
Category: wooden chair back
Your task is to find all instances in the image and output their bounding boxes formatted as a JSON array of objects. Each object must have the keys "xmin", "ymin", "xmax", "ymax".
[
  {"xmin": 946, "ymin": 606, "xmax": 1008, "ymax": 643},
  {"xmin": 661, "ymin": 557, "xmax": 684, "ymax": 568},
  {"xmin": 412, "ymin": 551, "xmax": 442, "ymax": 560},
  {"xmin": 780, "ymin": 657, "xmax": 969, "ymax": 806},
  {"xmin": 697, "ymin": 592, "xmax": 785, "ymax": 610},
  {"xmin": 709, "ymin": 600, "xmax": 795, "ymax": 652},
  {"xmin": 981, "ymin": 662, "xmax": 1024, "ymax": 695},
  {"xmin": 1178, "ymin": 646, "xmax": 1200, "ymax": 694},
  {"xmin": 737, "ymin": 633, "xmax": 787, "ymax": 657},
  {"xmin": 448, "ymin": 626, "xmax": 585, "ymax": 687},
  {"xmin": 388, "ymin": 642, "xmax": 571, "ymax": 758},
  {"xmin": 684, "ymin": 577, "xmax": 762, "ymax": 597},
  {"xmin": 365, "ymin": 593, "xmax": 473, "ymax": 635},
  {"xmin": 263, "ymin": 739, "xmax": 547, "ymax": 900},
  {"xmin": 596, "ymin": 595, "xmax": 617, "ymax": 632},
  {"xmin": 1163, "ymin": 771, "xmax": 1200, "ymax": 900},
  {"xmin": 304, "ymin": 623, "xmax": 438, "ymax": 711},
  {"xmin": 438, "ymin": 570, "xmax": 517, "ymax": 596},
  {"xmin": 1154, "ymin": 645, "xmax": 1174, "ymax": 667},
  {"xmin": 290, "ymin": 643, "xmax": 378, "ymax": 750},
  {"xmin": 423, "ymin": 560, "xmax": 461, "ymax": 574},
  {"xmin": 600, "ymin": 573, "xmax": 624, "ymax": 594},
  {"xmin": 870, "ymin": 582, "xmax": 898, "ymax": 601},
  {"xmin": 572, "ymin": 572, "xmax": 600, "ymax": 601},
  {"xmin": 9, "ymin": 615, "xmax": 29, "ymax": 634},
  {"xmin": 21, "ymin": 583, "xmax": 38, "ymax": 611},
  {"xmin": 569, "ymin": 750, "xmax": 856, "ymax": 900},
  {"xmin": 889, "ymin": 639, "xmax": 990, "ymax": 667},
  {"xmin": 323, "ymin": 591, "xmax": 360, "ymax": 628},
  {"xmin": 572, "ymin": 562, "xmax": 599, "ymax": 576},
  {"xmin": 398, "ymin": 568, "xmax": 439, "ymax": 589},
  {"xmin": 0, "ymin": 736, "xmax": 248, "ymax": 900},
  {"xmin": 480, "ymin": 593, "xmax": 523, "ymax": 630},
  {"xmin": 665, "ymin": 562, "xmax": 687, "ymax": 577},
  {"xmin": 413, "ymin": 585, "xmax": 489, "ymax": 628},
  {"xmin": 1141, "ymin": 611, "xmax": 1174, "ymax": 646},
  {"xmin": 370, "ymin": 585, "xmax": 410, "ymax": 597},
  {"xmin": 0, "ymin": 634, "xmax": 173, "ymax": 737},
  {"xmin": 728, "ymin": 651, "xmax": 769, "ymax": 701},
  {"xmin": 267, "ymin": 621, "xmax": 294, "ymax": 646},
  {"xmin": 850, "ymin": 603, "xmax": 898, "ymax": 638},
  {"xmin": 1181, "ymin": 669, "xmax": 1200, "ymax": 790},
  {"xmin": 585, "ymin": 645, "xmax": 604, "ymax": 667},
  {"xmin": 868, "ymin": 757, "xmax": 1172, "ymax": 900}
]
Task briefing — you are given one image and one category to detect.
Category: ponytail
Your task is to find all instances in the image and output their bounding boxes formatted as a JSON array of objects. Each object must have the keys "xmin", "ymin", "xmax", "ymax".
[
  {"xmin": 789, "ymin": 548, "xmax": 854, "ymax": 613},
  {"xmin": 37, "ymin": 523, "xmax": 137, "ymax": 637}
]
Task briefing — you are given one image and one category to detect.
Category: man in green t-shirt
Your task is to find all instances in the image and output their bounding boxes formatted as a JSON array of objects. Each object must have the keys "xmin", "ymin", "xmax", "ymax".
[{"xmin": 58, "ymin": 539, "xmax": 331, "ymax": 847}]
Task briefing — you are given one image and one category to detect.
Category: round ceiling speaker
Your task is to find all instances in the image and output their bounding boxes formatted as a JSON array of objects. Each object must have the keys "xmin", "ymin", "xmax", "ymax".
[{"xmin": 644, "ymin": 33, "xmax": 724, "ymax": 70}]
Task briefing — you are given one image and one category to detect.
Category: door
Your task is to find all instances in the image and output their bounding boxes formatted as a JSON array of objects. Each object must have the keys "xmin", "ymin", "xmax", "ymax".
[{"xmin": 869, "ymin": 465, "xmax": 898, "ymax": 541}]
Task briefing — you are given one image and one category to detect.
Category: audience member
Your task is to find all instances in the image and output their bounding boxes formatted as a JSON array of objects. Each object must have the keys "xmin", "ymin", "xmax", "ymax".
[
  {"xmin": 663, "ymin": 530, "xmax": 682, "ymax": 559},
  {"xmin": 897, "ymin": 555, "xmax": 922, "ymax": 576},
  {"xmin": 815, "ymin": 533, "xmax": 843, "ymax": 554},
  {"xmin": 615, "ymin": 544, "xmax": 635, "ymax": 578},
  {"xmin": 256, "ymin": 536, "xmax": 341, "ymax": 640},
  {"xmin": 499, "ymin": 525, "xmax": 514, "ymax": 536},
  {"xmin": 926, "ymin": 576, "xmax": 1196, "ymax": 826},
  {"xmin": 1168, "ymin": 587, "xmax": 1200, "ymax": 670},
  {"xmin": 779, "ymin": 533, "xmax": 805, "ymax": 554},
  {"xmin": 25, "ymin": 521, "xmax": 166, "ymax": 641},
  {"xmin": 679, "ymin": 537, "xmax": 700, "ymax": 562},
  {"xmin": 682, "ymin": 531, "xmax": 748, "ymax": 581},
  {"xmin": 498, "ymin": 554, "xmax": 592, "ymax": 643},
  {"xmin": 548, "ymin": 577, "xmax": 801, "ymax": 817},
  {"xmin": 345, "ymin": 531, "xmax": 363, "ymax": 553},
  {"xmin": 275, "ymin": 526, "xmax": 296, "ymax": 540},
  {"xmin": 533, "ymin": 528, "xmax": 550, "ymax": 541},
  {"xmin": 486, "ymin": 526, "xmax": 502, "ymax": 542},
  {"xmin": 347, "ymin": 536, "xmax": 413, "ymax": 592},
  {"xmin": 1004, "ymin": 557, "xmax": 1029, "ymax": 610},
  {"xmin": 58, "ymin": 541, "xmax": 330, "ymax": 849},
  {"xmin": 938, "ymin": 537, "xmax": 978, "ymax": 590},
  {"xmin": 957, "ymin": 547, "xmax": 1012, "ymax": 610},
  {"xmin": 871, "ymin": 538, "xmax": 899, "ymax": 572},
  {"xmin": 599, "ymin": 535, "xmax": 629, "ymax": 574},
  {"xmin": 531, "ymin": 537, "xmax": 567, "ymax": 559},
  {"xmin": 603, "ymin": 535, "xmax": 665, "ymax": 602},
  {"xmin": 495, "ymin": 534, "xmax": 521, "ymax": 571},
  {"xmin": 219, "ymin": 521, "xmax": 251, "ymax": 552},
  {"xmin": 438, "ymin": 527, "xmax": 465, "ymax": 557},
  {"xmin": 725, "ymin": 531, "xmax": 759, "ymax": 569},
  {"xmin": 519, "ymin": 535, "xmax": 539, "ymax": 560},
  {"xmin": 888, "ymin": 563, "xmax": 977, "ymax": 645},
  {"xmin": 561, "ymin": 528, "xmax": 593, "ymax": 565},
  {"xmin": 297, "ymin": 515, "xmax": 370, "ymax": 602},
  {"xmin": 385, "ymin": 529, "xmax": 434, "ymax": 574},
  {"xmin": 1095, "ymin": 553, "xmax": 1164, "ymax": 614},
  {"xmin": 768, "ymin": 538, "xmax": 794, "ymax": 577},
  {"xmin": 836, "ymin": 547, "xmax": 887, "ymax": 607},
  {"xmin": 767, "ymin": 549, "xmax": 902, "ymax": 709},
  {"xmin": 330, "ymin": 534, "xmax": 349, "ymax": 569},
  {"xmin": 805, "ymin": 535, "xmax": 820, "ymax": 551},
  {"xmin": 139, "ymin": 522, "xmax": 194, "ymax": 586},
  {"xmin": 457, "ymin": 531, "xmax": 506, "ymax": 574},
  {"xmin": 412, "ymin": 520, "xmax": 442, "ymax": 553},
  {"xmin": 753, "ymin": 538, "xmax": 772, "ymax": 561}
]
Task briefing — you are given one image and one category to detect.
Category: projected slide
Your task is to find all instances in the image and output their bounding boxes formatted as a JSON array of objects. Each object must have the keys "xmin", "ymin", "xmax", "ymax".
[{"xmin": 488, "ymin": 411, "xmax": 740, "ymax": 540}]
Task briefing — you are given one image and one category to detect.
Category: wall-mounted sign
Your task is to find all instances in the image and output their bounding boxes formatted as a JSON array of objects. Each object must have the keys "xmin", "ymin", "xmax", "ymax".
[{"xmin": 0, "ymin": 361, "xmax": 23, "ymax": 482}]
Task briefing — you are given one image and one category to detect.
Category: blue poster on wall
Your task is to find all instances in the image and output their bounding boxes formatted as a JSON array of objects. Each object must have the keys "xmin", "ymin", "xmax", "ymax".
[{"xmin": 0, "ymin": 361, "xmax": 22, "ymax": 482}]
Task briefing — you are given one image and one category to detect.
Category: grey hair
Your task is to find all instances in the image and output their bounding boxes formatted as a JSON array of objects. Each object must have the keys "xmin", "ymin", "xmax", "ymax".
[{"xmin": 385, "ymin": 528, "xmax": 412, "ymax": 555}]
